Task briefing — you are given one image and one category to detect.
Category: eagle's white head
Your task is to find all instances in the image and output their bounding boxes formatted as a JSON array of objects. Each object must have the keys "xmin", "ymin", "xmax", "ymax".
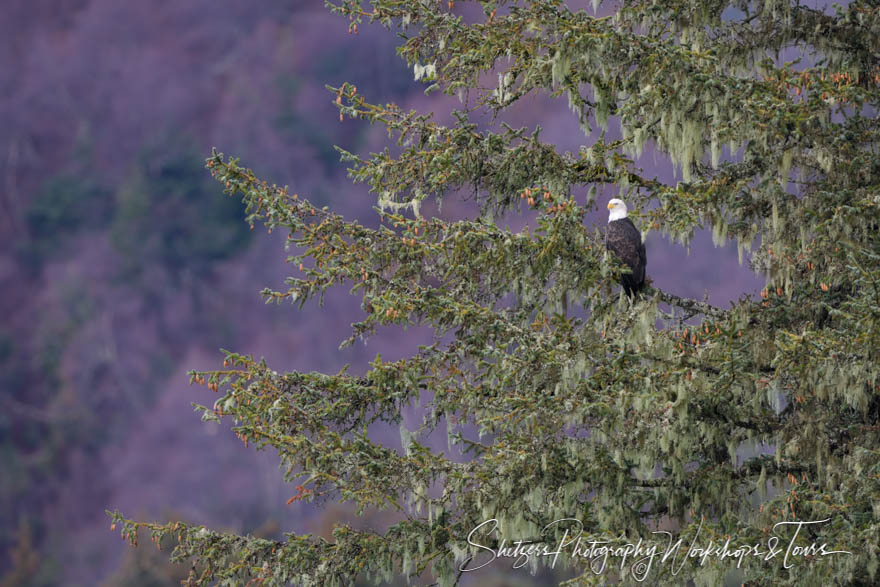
[{"xmin": 607, "ymin": 198, "xmax": 628, "ymax": 223}]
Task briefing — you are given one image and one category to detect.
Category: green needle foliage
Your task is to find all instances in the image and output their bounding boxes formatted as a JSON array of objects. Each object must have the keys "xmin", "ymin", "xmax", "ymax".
[{"xmin": 110, "ymin": 1, "xmax": 880, "ymax": 585}]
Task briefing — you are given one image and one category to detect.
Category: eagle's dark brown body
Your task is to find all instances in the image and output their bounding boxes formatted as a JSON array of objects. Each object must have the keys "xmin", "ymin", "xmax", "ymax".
[{"xmin": 605, "ymin": 217, "xmax": 646, "ymax": 296}]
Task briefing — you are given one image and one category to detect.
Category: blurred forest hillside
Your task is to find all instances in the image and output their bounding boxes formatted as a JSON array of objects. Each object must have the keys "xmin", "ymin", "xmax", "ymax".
[{"xmin": 0, "ymin": 1, "xmax": 761, "ymax": 585}]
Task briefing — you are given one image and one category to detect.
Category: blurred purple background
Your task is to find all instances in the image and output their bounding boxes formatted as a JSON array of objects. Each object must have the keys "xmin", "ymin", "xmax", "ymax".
[{"xmin": 0, "ymin": 2, "xmax": 762, "ymax": 585}]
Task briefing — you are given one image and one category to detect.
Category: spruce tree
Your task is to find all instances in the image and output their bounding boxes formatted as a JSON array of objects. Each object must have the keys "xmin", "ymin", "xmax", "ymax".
[{"xmin": 110, "ymin": 1, "xmax": 880, "ymax": 584}]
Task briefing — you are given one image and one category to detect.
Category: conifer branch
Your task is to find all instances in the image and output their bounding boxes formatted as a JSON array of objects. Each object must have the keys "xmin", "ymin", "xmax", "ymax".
[
  {"xmin": 633, "ymin": 455, "xmax": 808, "ymax": 489},
  {"xmin": 647, "ymin": 286, "xmax": 728, "ymax": 321}
]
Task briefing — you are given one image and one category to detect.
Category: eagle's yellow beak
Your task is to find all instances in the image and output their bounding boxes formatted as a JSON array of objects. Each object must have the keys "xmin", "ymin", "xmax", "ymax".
[{"xmin": 607, "ymin": 202, "xmax": 614, "ymax": 210}]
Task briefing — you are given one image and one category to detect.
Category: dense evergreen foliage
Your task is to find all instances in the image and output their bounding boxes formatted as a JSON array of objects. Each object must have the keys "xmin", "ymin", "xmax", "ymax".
[{"xmin": 112, "ymin": 0, "xmax": 880, "ymax": 584}]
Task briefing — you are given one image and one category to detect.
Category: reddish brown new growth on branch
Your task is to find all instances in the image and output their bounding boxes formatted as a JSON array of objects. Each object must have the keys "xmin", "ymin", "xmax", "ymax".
[{"xmin": 286, "ymin": 485, "xmax": 312, "ymax": 504}]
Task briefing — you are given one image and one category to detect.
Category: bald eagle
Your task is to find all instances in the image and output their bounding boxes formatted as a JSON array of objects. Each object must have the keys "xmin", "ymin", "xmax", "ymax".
[{"xmin": 605, "ymin": 198, "xmax": 646, "ymax": 297}]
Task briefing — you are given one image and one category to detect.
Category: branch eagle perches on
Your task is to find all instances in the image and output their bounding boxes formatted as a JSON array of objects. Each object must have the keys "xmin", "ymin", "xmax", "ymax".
[{"xmin": 208, "ymin": 149, "xmax": 729, "ymax": 327}]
